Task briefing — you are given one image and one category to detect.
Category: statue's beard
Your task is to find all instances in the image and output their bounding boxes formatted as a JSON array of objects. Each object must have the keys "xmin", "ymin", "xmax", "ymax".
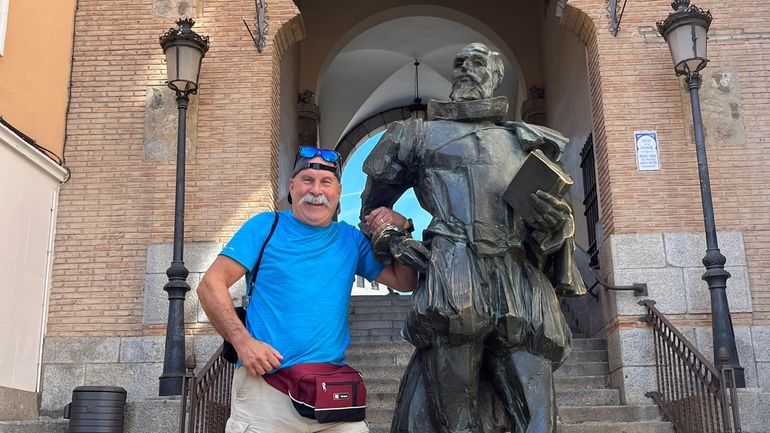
[{"xmin": 450, "ymin": 75, "xmax": 492, "ymax": 102}]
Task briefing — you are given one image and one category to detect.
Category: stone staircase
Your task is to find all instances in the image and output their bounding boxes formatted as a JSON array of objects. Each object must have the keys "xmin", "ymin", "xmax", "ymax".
[
  {"xmin": 346, "ymin": 295, "xmax": 674, "ymax": 433},
  {"xmin": 0, "ymin": 295, "xmax": 674, "ymax": 433}
]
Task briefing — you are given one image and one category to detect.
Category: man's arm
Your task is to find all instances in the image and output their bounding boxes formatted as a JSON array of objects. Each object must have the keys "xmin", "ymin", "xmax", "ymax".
[
  {"xmin": 363, "ymin": 207, "xmax": 420, "ymax": 292},
  {"xmin": 197, "ymin": 255, "xmax": 283, "ymax": 376},
  {"xmin": 376, "ymin": 262, "xmax": 417, "ymax": 293}
]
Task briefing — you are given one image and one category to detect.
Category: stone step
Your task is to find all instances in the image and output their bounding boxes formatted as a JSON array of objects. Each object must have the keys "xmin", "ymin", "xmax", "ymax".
[
  {"xmin": 349, "ymin": 296, "xmax": 413, "ymax": 307},
  {"xmin": 567, "ymin": 349, "xmax": 608, "ymax": 362},
  {"xmin": 362, "ymin": 374, "xmax": 610, "ymax": 394},
  {"xmin": 366, "ymin": 405, "xmax": 661, "ymax": 424},
  {"xmin": 349, "ymin": 334, "xmax": 405, "ymax": 344},
  {"xmin": 364, "ymin": 388, "xmax": 621, "ymax": 411},
  {"xmin": 555, "ymin": 361, "xmax": 609, "ymax": 377},
  {"xmin": 556, "ymin": 389, "xmax": 620, "ymax": 406},
  {"xmin": 349, "ymin": 306, "xmax": 412, "ymax": 315},
  {"xmin": 0, "ymin": 418, "xmax": 68, "ymax": 433},
  {"xmin": 346, "ymin": 345, "xmax": 607, "ymax": 365},
  {"xmin": 555, "ymin": 375, "xmax": 609, "ymax": 389},
  {"xmin": 558, "ymin": 421, "xmax": 674, "ymax": 433},
  {"xmin": 349, "ymin": 321, "xmax": 403, "ymax": 331},
  {"xmin": 357, "ymin": 365, "xmax": 408, "ymax": 381},
  {"xmin": 356, "ymin": 362, "xmax": 608, "ymax": 382},
  {"xmin": 571, "ymin": 338, "xmax": 607, "ymax": 351},
  {"xmin": 365, "ymin": 418, "xmax": 672, "ymax": 433},
  {"xmin": 348, "ymin": 353, "xmax": 609, "ymax": 370},
  {"xmin": 348, "ymin": 312, "xmax": 410, "ymax": 321},
  {"xmin": 367, "ymin": 422, "xmax": 393, "ymax": 433},
  {"xmin": 347, "ymin": 339, "xmax": 606, "ymax": 353},
  {"xmin": 346, "ymin": 341, "xmax": 413, "ymax": 355},
  {"xmin": 559, "ymin": 405, "xmax": 662, "ymax": 423},
  {"xmin": 346, "ymin": 352, "xmax": 413, "ymax": 367}
]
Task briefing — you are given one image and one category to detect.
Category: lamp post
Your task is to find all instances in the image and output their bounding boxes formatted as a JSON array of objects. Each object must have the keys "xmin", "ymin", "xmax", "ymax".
[
  {"xmin": 657, "ymin": 0, "xmax": 745, "ymax": 387},
  {"xmin": 158, "ymin": 18, "xmax": 209, "ymax": 396}
]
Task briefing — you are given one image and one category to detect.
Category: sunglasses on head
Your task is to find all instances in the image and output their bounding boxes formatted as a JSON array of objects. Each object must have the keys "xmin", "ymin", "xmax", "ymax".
[{"xmin": 297, "ymin": 146, "xmax": 341, "ymax": 165}]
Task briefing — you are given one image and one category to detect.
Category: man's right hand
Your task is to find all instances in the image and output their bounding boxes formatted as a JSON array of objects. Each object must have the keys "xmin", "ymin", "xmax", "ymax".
[{"xmin": 234, "ymin": 335, "xmax": 283, "ymax": 376}]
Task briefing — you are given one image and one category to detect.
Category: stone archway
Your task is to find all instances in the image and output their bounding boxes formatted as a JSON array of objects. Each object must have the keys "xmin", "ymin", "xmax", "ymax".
[{"xmin": 316, "ymin": 9, "xmax": 526, "ymax": 164}]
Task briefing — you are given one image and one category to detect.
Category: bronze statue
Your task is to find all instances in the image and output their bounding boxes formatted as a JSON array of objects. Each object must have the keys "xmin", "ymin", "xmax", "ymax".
[{"xmin": 360, "ymin": 43, "xmax": 586, "ymax": 433}]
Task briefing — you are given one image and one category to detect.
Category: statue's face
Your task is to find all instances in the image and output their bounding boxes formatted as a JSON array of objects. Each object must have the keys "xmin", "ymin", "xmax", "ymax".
[{"xmin": 450, "ymin": 46, "xmax": 495, "ymax": 102}]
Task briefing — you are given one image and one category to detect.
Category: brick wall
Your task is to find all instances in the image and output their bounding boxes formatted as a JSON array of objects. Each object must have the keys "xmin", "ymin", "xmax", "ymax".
[
  {"xmin": 564, "ymin": 0, "xmax": 770, "ymax": 324},
  {"xmin": 50, "ymin": 0, "xmax": 770, "ymax": 337},
  {"xmin": 49, "ymin": 0, "xmax": 302, "ymax": 337}
]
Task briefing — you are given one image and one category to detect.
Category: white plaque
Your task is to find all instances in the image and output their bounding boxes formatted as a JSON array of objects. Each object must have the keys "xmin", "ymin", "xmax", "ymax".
[{"xmin": 634, "ymin": 131, "xmax": 660, "ymax": 171}]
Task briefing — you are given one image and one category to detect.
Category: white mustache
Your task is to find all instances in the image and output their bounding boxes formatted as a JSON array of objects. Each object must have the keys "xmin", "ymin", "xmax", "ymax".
[{"xmin": 299, "ymin": 193, "xmax": 330, "ymax": 207}]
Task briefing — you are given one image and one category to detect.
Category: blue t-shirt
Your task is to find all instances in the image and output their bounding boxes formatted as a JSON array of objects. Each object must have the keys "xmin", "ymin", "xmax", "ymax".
[{"xmin": 220, "ymin": 210, "xmax": 384, "ymax": 368}]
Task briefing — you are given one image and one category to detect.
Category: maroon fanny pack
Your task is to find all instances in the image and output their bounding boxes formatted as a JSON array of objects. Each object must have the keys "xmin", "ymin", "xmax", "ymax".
[{"xmin": 262, "ymin": 363, "xmax": 367, "ymax": 423}]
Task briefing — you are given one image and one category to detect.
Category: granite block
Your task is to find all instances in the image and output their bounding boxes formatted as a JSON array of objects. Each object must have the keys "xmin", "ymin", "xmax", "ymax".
[
  {"xmin": 694, "ymin": 326, "xmax": 758, "ymax": 387},
  {"xmin": 0, "ymin": 386, "xmax": 38, "ymax": 421},
  {"xmin": 610, "ymin": 365, "xmax": 656, "ymax": 405},
  {"xmin": 751, "ymin": 325, "xmax": 770, "ymax": 362},
  {"xmin": 119, "ymin": 336, "xmax": 166, "ymax": 363},
  {"xmin": 616, "ymin": 328, "xmax": 655, "ymax": 366},
  {"xmin": 736, "ymin": 389, "xmax": 770, "ymax": 433},
  {"xmin": 193, "ymin": 334, "xmax": 223, "ymax": 367},
  {"xmin": 612, "ymin": 267, "xmax": 686, "ymax": 315},
  {"xmin": 143, "ymin": 273, "xmax": 200, "ymax": 324},
  {"xmin": 684, "ymin": 265, "xmax": 752, "ymax": 313},
  {"xmin": 610, "ymin": 234, "xmax": 666, "ymax": 269},
  {"xmin": 40, "ymin": 364, "xmax": 85, "ymax": 414},
  {"xmin": 756, "ymin": 362, "xmax": 770, "ymax": 391},
  {"xmin": 664, "ymin": 232, "xmax": 746, "ymax": 267},
  {"xmin": 85, "ymin": 363, "xmax": 163, "ymax": 402},
  {"xmin": 125, "ymin": 397, "xmax": 182, "ymax": 433},
  {"xmin": 43, "ymin": 337, "xmax": 120, "ymax": 364},
  {"xmin": 146, "ymin": 242, "xmax": 221, "ymax": 274}
]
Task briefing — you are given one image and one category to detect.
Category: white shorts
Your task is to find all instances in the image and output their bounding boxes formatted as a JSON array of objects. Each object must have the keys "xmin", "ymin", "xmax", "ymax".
[{"xmin": 225, "ymin": 367, "xmax": 369, "ymax": 433}]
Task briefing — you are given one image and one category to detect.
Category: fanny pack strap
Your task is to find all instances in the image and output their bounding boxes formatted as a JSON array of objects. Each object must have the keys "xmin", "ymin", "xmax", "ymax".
[{"xmin": 243, "ymin": 212, "xmax": 279, "ymax": 308}]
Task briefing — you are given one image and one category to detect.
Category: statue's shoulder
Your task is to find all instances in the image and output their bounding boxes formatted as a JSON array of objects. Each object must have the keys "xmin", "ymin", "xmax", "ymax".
[{"xmin": 498, "ymin": 121, "xmax": 569, "ymax": 162}]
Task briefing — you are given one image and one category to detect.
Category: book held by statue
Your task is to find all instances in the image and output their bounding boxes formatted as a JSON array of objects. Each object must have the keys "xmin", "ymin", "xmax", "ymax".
[{"xmin": 503, "ymin": 149, "xmax": 573, "ymax": 221}]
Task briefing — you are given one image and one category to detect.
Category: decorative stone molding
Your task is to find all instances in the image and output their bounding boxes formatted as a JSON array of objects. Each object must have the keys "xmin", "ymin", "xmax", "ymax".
[{"xmin": 143, "ymin": 86, "xmax": 198, "ymax": 161}]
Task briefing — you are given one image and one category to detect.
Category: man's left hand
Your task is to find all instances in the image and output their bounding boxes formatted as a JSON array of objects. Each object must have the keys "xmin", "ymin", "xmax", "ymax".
[{"xmin": 365, "ymin": 207, "xmax": 408, "ymax": 233}]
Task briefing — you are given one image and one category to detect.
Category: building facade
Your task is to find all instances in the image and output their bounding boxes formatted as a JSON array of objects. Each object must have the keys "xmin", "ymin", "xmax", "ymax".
[
  {"xmin": 5, "ymin": 0, "xmax": 770, "ymax": 430},
  {"xmin": 0, "ymin": 0, "xmax": 74, "ymax": 421}
]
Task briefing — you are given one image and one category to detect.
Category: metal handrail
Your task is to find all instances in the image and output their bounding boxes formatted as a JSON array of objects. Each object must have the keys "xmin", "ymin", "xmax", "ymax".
[
  {"xmin": 180, "ymin": 344, "xmax": 234, "ymax": 433},
  {"xmin": 639, "ymin": 299, "xmax": 741, "ymax": 433},
  {"xmin": 586, "ymin": 267, "xmax": 648, "ymax": 298}
]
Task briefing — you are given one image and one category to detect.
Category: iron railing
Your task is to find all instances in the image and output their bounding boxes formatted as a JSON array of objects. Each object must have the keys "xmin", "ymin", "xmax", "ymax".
[
  {"xmin": 580, "ymin": 133, "xmax": 600, "ymax": 268},
  {"xmin": 639, "ymin": 299, "xmax": 741, "ymax": 433},
  {"xmin": 180, "ymin": 344, "xmax": 234, "ymax": 433}
]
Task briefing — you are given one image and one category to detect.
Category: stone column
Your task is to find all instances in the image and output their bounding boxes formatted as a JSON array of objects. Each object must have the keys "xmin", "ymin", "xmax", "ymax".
[
  {"xmin": 297, "ymin": 90, "xmax": 320, "ymax": 147},
  {"xmin": 520, "ymin": 86, "xmax": 546, "ymax": 126}
]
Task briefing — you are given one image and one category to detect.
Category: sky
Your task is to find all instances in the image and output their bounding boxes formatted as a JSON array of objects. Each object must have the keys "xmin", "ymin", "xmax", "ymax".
[{"xmin": 337, "ymin": 131, "xmax": 431, "ymax": 240}]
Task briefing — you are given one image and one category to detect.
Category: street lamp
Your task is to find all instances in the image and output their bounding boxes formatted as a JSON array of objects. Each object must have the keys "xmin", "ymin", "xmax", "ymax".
[
  {"xmin": 657, "ymin": 0, "xmax": 745, "ymax": 387},
  {"xmin": 158, "ymin": 18, "xmax": 209, "ymax": 396}
]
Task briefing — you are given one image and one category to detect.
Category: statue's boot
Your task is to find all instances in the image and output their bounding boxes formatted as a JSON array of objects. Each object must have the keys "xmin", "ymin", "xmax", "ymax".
[
  {"xmin": 508, "ymin": 349, "xmax": 556, "ymax": 433},
  {"xmin": 392, "ymin": 343, "xmax": 486, "ymax": 433},
  {"xmin": 390, "ymin": 349, "xmax": 437, "ymax": 433}
]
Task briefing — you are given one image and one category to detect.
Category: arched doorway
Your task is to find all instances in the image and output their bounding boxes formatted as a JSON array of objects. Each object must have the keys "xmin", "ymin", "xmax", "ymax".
[{"xmin": 278, "ymin": 1, "xmax": 604, "ymax": 296}]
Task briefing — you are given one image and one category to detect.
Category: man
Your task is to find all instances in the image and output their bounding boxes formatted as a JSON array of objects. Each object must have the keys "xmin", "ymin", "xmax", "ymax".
[
  {"xmin": 361, "ymin": 43, "xmax": 586, "ymax": 433},
  {"xmin": 198, "ymin": 147, "xmax": 417, "ymax": 433}
]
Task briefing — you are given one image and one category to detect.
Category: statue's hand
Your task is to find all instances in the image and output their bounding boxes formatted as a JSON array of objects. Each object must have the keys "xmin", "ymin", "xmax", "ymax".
[
  {"xmin": 527, "ymin": 190, "xmax": 570, "ymax": 231},
  {"xmin": 371, "ymin": 224, "xmax": 430, "ymax": 271},
  {"xmin": 527, "ymin": 190, "xmax": 575, "ymax": 254},
  {"xmin": 390, "ymin": 236, "xmax": 430, "ymax": 271}
]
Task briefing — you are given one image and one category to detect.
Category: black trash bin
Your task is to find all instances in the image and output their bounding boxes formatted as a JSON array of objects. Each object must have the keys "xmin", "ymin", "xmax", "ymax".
[{"xmin": 63, "ymin": 386, "xmax": 127, "ymax": 433}]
